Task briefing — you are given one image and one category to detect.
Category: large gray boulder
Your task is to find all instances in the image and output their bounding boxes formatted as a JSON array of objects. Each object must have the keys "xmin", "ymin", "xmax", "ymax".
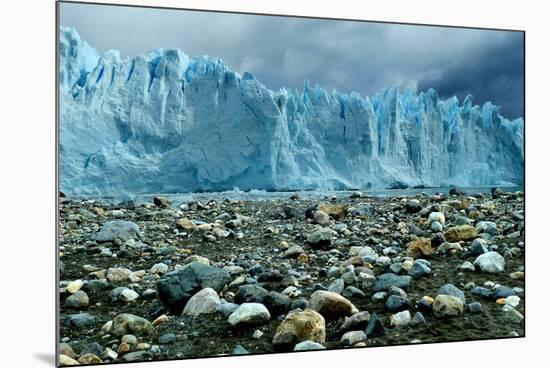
[
  {"xmin": 227, "ymin": 303, "xmax": 271, "ymax": 327},
  {"xmin": 307, "ymin": 227, "xmax": 334, "ymax": 248},
  {"xmin": 474, "ymin": 251, "xmax": 505, "ymax": 273},
  {"xmin": 372, "ymin": 273, "xmax": 412, "ymax": 292},
  {"xmin": 182, "ymin": 288, "xmax": 221, "ymax": 316},
  {"xmin": 437, "ymin": 283, "xmax": 466, "ymax": 305},
  {"xmin": 95, "ymin": 220, "xmax": 142, "ymax": 242},
  {"xmin": 156, "ymin": 262, "xmax": 231, "ymax": 313}
]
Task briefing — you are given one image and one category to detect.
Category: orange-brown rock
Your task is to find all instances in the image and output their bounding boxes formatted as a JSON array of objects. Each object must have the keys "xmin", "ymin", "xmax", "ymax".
[
  {"xmin": 92, "ymin": 207, "xmax": 105, "ymax": 217},
  {"xmin": 78, "ymin": 353, "xmax": 103, "ymax": 365},
  {"xmin": 117, "ymin": 342, "xmax": 131, "ymax": 355},
  {"xmin": 406, "ymin": 238, "xmax": 433, "ymax": 258},
  {"xmin": 310, "ymin": 290, "xmax": 358, "ymax": 319},
  {"xmin": 317, "ymin": 203, "xmax": 348, "ymax": 219},
  {"xmin": 176, "ymin": 218, "xmax": 196, "ymax": 231},
  {"xmin": 272, "ymin": 309, "xmax": 326, "ymax": 350},
  {"xmin": 297, "ymin": 254, "xmax": 309, "ymax": 263},
  {"xmin": 443, "ymin": 225, "xmax": 478, "ymax": 242},
  {"xmin": 510, "ymin": 271, "xmax": 524, "ymax": 280}
]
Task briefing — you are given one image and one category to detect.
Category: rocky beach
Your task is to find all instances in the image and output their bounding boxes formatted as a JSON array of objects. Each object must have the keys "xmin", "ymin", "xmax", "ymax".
[{"xmin": 58, "ymin": 187, "xmax": 525, "ymax": 365}]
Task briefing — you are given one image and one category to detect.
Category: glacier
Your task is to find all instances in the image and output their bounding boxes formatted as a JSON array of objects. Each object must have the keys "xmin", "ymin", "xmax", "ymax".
[{"xmin": 59, "ymin": 27, "xmax": 524, "ymax": 196}]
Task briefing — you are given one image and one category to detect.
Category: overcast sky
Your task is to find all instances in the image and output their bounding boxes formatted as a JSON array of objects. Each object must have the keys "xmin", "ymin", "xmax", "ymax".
[{"xmin": 60, "ymin": 2, "xmax": 524, "ymax": 119}]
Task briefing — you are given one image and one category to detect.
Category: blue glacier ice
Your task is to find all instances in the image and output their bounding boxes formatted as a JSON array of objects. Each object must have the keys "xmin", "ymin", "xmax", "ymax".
[{"xmin": 59, "ymin": 27, "xmax": 524, "ymax": 196}]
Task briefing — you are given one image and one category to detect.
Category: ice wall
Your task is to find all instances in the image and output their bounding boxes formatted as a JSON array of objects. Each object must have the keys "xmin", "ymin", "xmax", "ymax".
[{"xmin": 59, "ymin": 27, "xmax": 524, "ymax": 196}]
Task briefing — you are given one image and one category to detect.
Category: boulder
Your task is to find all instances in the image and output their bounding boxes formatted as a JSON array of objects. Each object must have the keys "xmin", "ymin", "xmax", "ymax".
[
  {"xmin": 458, "ymin": 261, "xmax": 476, "ymax": 272},
  {"xmin": 475, "ymin": 221, "xmax": 500, "ymax": 236},
  {"xmin": 385, "ymin": 295, "xmax": 410, "ymax": 312},
  {"xmin": 65, "ymin": 290, "xmax": 89, "ymax": 309},
  {"xmin": 443, "ymin": 225, "xmax": 477, "ymax": 242},
  {"xmin": 307, "ymin": 227, "xmax": 334, "ymax": 248},
  {"xmin": 257, "ymin": 270, "xmax": 284, "ymax": 283},
  {"xmin": 317, "ymin": 203, "xmax": 348, "ymax": 219},
  {"xmin": 408, "ymin": 260, "xmax": 431, "ymax": 278},
  {"xmin": 263, "ymin": 291, "xmax": 291, "ymax": 316},
  {"xmin": 406, "ymin": 238, "xmax": 433, "ymax": 258},
  {"xmin": 471, "ymin": 238, "xmax": 488, "ymax": 255},
  {"xmin": 156, "ymin": 262, "xmax": 230, "ymax": 313},
  {"xmin": 66, "ymin": 280, "xmax": 83, "ymax": 294},
  {"xmin": 339, "ymin": 311, "xmax": 371, "ymax": 332},
  {"xmin": 427, "ymin": 212, "xmax": 445, "ymax": 225},
  {"xmin": 227, "ymin": 303, "xmax": 271, "ymax": 327},
  {"xmin": 328, "ymin": 279, "xmax": 345, "ymax": 294},
  {"xmin": 437, "ymin": 284, "xmax": 466, "ymax": 305},
  {"xmin": 232, "ymin": 345, "xmax": 249, "ymax": 355},
  {"xmin": 493, "ymin": 285, "xmax": 516, "ymax": 299},
  {"xmin": 390, "ymin": 310, "xmax": 411, "ymax": 327},
  {"xmin": 433, "ymin": 295, "xmax": 464, "ymax": 318},
  {"xmin": 122, "ymin": 351, "xmax": 153, "ymax": 362},
  {"xmin": 405, "ymin": 200, "xmax": 422, "ymax": 213},
  {"xmin": 59, "ymin": 343, "xmax": 76, "ymax": 359},
  {"xmin": 153, "ymin": 196, "xmax": 171, "ymax": 208},
  {"xmin": 410, "ymin": 311, "xmax": 426, "ymax": 325},
  {"xmin": 467, "ymin": 302, "xmax": 483, "ymax": 313},
  {"xmin": 78, "ymin": 353, "xmax": 102, "ymax": 365},
  {"xmin": 176, "ymin": 218, "xmax": 196, "ymax": 231},
  {"xmin": 283, "ymin": 244, "xmax": 305, "ymax": 258},
  {"xmin": 215, "ymin": 302, "xmax": 239, "ymax": 318},
  {"xmin": 234, "ymin": 284, "xmax": 269, "ymax": 304},
  {"xmin": 182, "ymin": 288, "xmax": 220, "ymax": 316},
  {"xmin": 310, "ymin": 290, "xmax": 358, "ymax": 319},
  {"xmin": 119, "ymin": 288, "xmax": 139, "ymax": 302},
  {"xmin": 282, "ymin": 205, "xmax": 300, "ymax": 219},
  {"xmin": 474, "ymin": 251, "xmax": 505, "ymax": 273},
  {"xmin": 106, "ymin": 267, "xmax": 132, "ymax": 283},
  {"xmin": 272, "ymin": 309, "xmax": 326, "ymax": 350},
  {"xmin": 112, "ymin": 313, "xmax": 154, "ymax": 337},
  {"xmin": 313, "ymin": 210, "xmax": 330, "ymax": 225},
  {"xmin": 365, "ymin": 312, "xmax": 385, "ymax": 338},
  {"xmin": 372, "ymin": 273, "xmax": 412, "ymax": 292},
  {"xmin": 293, "ymin": 340, "xmax": 326, "ymax": 351},
  {"xmin": 349, "ymin": 204, "xmax": 373, "ymax": 218},
  {"xmin": 340, "ymin": 330, "xmax": 367, "ymax": 346},
  {"xmin": 449, "ymin": 187, "xmax": 465, "ymax": 196},
  {"xmin": 95, "ymin": 220, "xmax": 142, "ymax": 242},
  {"xmin": 437, "ymin": 241, "xmax": 463, "ymax": 254},
  {"xmin": 59, "ymin": 354, "xmax": 79, "ymax": 366},
  {"xmin": 342, "ymin": 286, "xmax": 365, "ymax": 299},
  {"xmin": 64, "ymin": 312, "xmax": 95, "ymax": 329}
]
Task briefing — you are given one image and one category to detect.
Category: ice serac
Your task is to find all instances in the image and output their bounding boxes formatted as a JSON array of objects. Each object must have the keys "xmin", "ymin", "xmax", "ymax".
[{"xmin": 59, "ymin": 27, "xmax": 524, "ymax": 196}]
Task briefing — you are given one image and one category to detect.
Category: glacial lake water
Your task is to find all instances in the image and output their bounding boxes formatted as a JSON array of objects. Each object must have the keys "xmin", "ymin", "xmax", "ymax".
[{"xmin": 86, "ymin": 186, "xmax": 524, "ymax": 206}]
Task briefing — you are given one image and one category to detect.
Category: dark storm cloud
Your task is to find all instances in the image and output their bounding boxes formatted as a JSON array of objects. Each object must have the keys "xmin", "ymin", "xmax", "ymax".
[
  {"xmin": 59, "ymin": 2, "xmax": 524, "ymax": 119},
  {"xmin": 417, "ymin": 33, "xmax": 524, "ymax": 118}
]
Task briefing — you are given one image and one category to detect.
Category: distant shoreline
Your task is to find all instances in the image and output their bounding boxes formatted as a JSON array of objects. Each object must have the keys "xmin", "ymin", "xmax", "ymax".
[{"xmin": 61, "ymin": 185, "xmax": 525, "ymax": 206}]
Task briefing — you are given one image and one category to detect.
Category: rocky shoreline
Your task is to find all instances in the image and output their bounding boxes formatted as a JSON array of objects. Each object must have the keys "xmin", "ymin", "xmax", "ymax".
[{"xmin": 58, "ymin": 188, "xmax": 525, "ymax": 365}]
